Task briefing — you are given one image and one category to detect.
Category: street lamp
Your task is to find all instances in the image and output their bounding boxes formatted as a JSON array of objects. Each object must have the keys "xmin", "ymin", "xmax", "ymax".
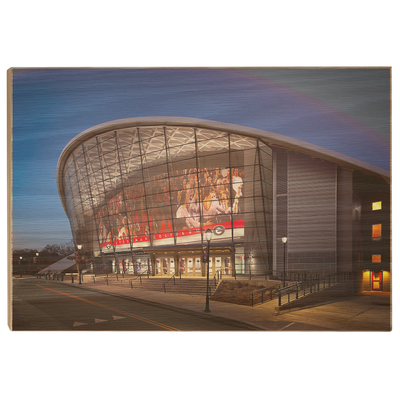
[
  {"xmin": 77, "ymin": 244, "xmax": 82, "ymax": 284},
  {"xmin": 282, "ymin": 236, "xmax": 287, "ymax": 287},
  {"xmin": 204, "ymin": 229, "xmax": 212, "ymax": 313}
]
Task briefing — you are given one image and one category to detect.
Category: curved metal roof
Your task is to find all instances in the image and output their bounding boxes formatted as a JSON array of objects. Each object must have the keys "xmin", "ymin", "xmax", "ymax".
[{"xmin": 57, "ymin": 117, "xmax": 390, "ymax": 215}]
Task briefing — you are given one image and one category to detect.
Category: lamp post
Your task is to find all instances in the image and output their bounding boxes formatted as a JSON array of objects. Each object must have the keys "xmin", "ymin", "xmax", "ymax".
[
  {"xmin": 32, "ymin": 252, "xmax": 39, "ymax": 274},
  {"xmin": 204, "ymin": 229, "xmax": 212, "ymax": 313},
  {"xmin": 77, "ymin": 244, "xmax": 82, "ymax": 284},
  {"xmin": 282, "ymin": 237, "xmax": 287, "ymax": 287}
]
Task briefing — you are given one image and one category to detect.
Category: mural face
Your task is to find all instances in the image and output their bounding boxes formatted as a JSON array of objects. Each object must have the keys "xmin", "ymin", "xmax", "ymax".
[{"xmin": 95, "ymin": 166, "xmax": 245, "ymax": 252}]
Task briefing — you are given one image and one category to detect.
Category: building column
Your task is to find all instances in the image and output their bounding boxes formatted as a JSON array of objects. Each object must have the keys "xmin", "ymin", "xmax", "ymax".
[
  {"xmin": 174, "ymin": 255, "xmax": 180, "ymax": 277},
  {"xmin": 231, "ymin": 253, "xmax": 235, "ymax": 277},
  {"xmin": 150, "ymin": 254, "xmax": 156, "ymax": 276}
]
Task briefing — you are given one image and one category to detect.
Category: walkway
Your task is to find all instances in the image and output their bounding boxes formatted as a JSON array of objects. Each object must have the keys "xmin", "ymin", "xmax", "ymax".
[{"xmin": 37, "ymin": 275, "xmax": 391, "ymax": 331}]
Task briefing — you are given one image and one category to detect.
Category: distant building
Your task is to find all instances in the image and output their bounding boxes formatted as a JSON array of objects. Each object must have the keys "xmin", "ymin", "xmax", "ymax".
[{"xmin": 57, "ymin": 117, "xmax": 390, "ymax": 292}]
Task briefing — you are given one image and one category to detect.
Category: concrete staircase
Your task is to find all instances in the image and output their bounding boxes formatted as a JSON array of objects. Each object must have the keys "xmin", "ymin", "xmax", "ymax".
[{"xmin": 123, "ymin": 277, "xmax": 220, "ymax": 296}]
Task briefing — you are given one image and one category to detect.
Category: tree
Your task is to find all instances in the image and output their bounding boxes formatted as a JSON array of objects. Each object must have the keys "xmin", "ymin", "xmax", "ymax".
[
  {"xmin": 12, "ymin": 240, "xmax": 76, "ymax": 274},
  {"xmin": 40, "ymin": 240, "xmax": 75, "ymax": 257}
]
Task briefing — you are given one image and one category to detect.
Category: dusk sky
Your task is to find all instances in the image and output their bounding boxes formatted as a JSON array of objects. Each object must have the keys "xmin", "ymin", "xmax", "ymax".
[{"xmin": 11, "ymin": 68, "xmax": 391, "ymax": 250}]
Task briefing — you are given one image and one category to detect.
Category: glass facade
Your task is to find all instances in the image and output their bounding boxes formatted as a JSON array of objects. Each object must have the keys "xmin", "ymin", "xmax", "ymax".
[{"xmin": 61, "ymin": 125, "xmax": 273, "ymax": 275}]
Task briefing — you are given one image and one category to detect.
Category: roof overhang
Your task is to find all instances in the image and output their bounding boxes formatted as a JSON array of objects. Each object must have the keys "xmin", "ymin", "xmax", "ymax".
[
  {"xmin": 57, "ymin": 117, "xmax": 391, "ymax": 215},
  {"xmin": 38, "ymin": 254, "xmax": 76, "ymax": 274}
]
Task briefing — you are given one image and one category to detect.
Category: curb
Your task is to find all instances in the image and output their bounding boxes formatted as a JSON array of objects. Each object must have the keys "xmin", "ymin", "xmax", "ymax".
[{"xmin": 49, "ymin": 280, "xmax": 265, "ymax": 331}]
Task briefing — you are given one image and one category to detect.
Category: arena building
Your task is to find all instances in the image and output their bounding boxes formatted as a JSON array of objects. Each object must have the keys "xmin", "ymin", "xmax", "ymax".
[{"xmin": 57, "ymin": 117, "xmax": 390, "ymax": 292}]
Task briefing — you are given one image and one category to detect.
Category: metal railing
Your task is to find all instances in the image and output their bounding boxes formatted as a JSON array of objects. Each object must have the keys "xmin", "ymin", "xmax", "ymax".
[
  {"xmin": 212, "ymin": 271, "xmax": 221, "ymax": 288},
  {"xmin": 249, "ymin": 282, "xmax": 284, "ymax": 306},
  {"xmin": 163, "ymin": 274, "xmax": 177, "ymax": 293},
  {"xmin": 129, "ymin": 270, "xmax": 150, "ymax": 288},
  {"xmin": 277, "ymin": 272, "xmax": 354, "ymax": 307},
  {"xmin": 247, "ymin": 271, "xmax": 354, "ymax": 307}
]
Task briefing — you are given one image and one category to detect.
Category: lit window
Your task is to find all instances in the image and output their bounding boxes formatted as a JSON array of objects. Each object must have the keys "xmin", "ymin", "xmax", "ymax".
[
  {"xmin": 372, "ymin": 224, "xmax": 382, "ymax": 241},
  {"xmin": 372, "ymin": 254, "xmax": 381, "ymax": 263},
  {"xmin": 372, "ymin": 201, "xmax": 382, "ymax": 211}
]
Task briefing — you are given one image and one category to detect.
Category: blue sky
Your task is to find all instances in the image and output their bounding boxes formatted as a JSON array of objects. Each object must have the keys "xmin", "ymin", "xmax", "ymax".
[{"xmin": 11, "ymin": 68, "xmax": 391, "ymax": 250}]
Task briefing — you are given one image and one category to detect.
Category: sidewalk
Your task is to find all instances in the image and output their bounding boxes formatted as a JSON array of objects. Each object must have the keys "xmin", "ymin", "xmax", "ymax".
[{"xmin": 49, "ymin": 276, "xmax": 391, "ymax": 331}]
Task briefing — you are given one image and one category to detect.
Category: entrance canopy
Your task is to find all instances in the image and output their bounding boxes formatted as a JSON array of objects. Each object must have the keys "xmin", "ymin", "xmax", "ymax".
[{"xmin": 38, "ymin": 254, "xmax": 76, "ymax": 274}]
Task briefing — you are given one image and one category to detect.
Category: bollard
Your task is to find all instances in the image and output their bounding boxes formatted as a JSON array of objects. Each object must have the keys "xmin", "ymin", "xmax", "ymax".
[
  {"xmin": 296, "ymin": 284, "xmax": 298, "ymax": 299},
  {"xmin": 130, "ymin": 280, "xmax": 133, "ymax": 289},
  {"xmin": 278, "ymin": 291, "xmax": 282, "ymax": 307},
  {"xmin": 72, "ymin": 275, "xmax": 74, "ymax": 283}
]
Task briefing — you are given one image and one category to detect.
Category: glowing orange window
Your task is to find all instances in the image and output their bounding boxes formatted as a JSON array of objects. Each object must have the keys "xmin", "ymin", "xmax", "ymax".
[
  {"xmin": 372, "ymin": 224, "xmax": 382, "ymax": 241},
  {"xmin": 372, "ymin": 272, "xmax": 383, "ymax": 291},
  {"xmin": 372, "ymin": 254, "xmax": 381, "ymax": 263}
]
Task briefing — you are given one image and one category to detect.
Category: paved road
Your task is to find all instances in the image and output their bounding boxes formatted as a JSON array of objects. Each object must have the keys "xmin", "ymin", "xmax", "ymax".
[{"xmin": 11, "ymin": 278, "xmax": 260, "ymax": 331}]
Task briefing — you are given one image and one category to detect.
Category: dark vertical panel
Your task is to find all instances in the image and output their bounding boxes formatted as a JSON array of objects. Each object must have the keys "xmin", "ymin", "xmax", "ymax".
[{"xmin": 288, "ymin": 153, "xmax": 336, "ymax": 253}]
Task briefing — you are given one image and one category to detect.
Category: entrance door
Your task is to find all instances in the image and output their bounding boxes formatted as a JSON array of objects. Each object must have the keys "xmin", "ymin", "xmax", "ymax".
[
  {"xmin": 156, "ymin": 257, "xmax": 175, "ymax": 275},
  {"xmin": 169, "ymin": 258, "xmax": 175, "ymax": 275},
  {"xmin": 371, "ymin": 271, "xmax": 383, "ymax": 291},
  {"xmin": 155, "ymin": 258, "xmax": 162, "ymax": 275},
  {"xmin": 223, "ymin": 257, "xmax": 231, "ymax": 275},
  {"xmin": 178, "ymin": 257, "xmax": 198, "ymax": 276},
  {"xmin": 214, "ymin": 257, "xmax": 222, "ymax": 277},
  {"xmin": 134, "ymin": 257, "xmax": 150, "ymax": 274},
  {"xmin": 195, "ymin": 257, "xmax": 202, "ymax": 275},
  {"xmin": 179, "ymin": 258, "xmax": 186, "ymax": 275},
  {"xmin": 208, "ymin": 257, "xmax": 213, "ymax": 277},
  {"xmin": 187, "ymin": 258, "xmax": 194, "ymax": 275}
]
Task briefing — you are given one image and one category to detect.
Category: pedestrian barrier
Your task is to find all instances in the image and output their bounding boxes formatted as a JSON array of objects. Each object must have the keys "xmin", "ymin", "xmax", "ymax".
[
  {"xmin": 247, "ymin": 272, "xmax": 354, "ymax": 307},
  {"xmin": 277, "ymin": 272, "xmax": 354, "ymax": 307},
  {"xmin": 249, "ymin": 283, "xmax": 284, "ymax": 306},
  {"xmin": 129, "ymin": 271, "xmax": 150, "ymax": 288}
]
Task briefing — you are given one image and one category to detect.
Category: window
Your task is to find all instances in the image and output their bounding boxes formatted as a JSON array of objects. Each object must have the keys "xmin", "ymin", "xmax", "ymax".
[
  {"xmin": 372, "ymin": 224, "xmax": 382, "ymax": 241},
  {"xmin": 372, "ymin": 254, "xmax": 381, "ymax": 263},
  {"xmin": 372, "ymin": 201, "xmax": 382, "ymax": 211}
]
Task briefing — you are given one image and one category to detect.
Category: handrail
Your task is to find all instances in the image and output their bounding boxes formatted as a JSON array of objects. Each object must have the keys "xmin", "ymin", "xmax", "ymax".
[
  {"xmin": 129, "ymin": 270, "xmax": 150, "ymax": 288},
  {"xmin": 104, "ymin": 273, "xmax": 118, "ymax": 286},
  {"xmin": 248, "ymin": 282, "xmax": 284, "ymax": 306},
  {"xmin": 277, "ymin": 271, "xmax": 355, "ymax": 307},
  {"xmin": 163, "ymin": 274, "xmax": 177, "ymax": 293},
  {"xmin": 212, "ymin": 271, "xmax": 221, "ymax": 288}
]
